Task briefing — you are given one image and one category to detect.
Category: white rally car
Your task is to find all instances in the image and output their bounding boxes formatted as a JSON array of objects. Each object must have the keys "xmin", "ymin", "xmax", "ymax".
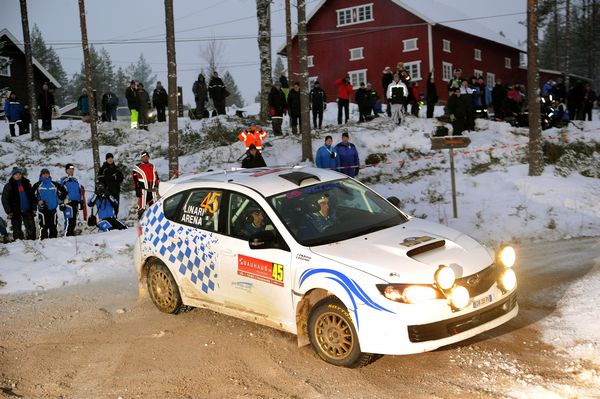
[{"xmin": 134, "ymin": 166, "xmax": 518, "ymax": 367}]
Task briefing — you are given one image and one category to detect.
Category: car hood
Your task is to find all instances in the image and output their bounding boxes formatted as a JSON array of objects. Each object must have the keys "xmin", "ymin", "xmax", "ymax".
[{"xmin": 309, "ymin": 218, "xmax": 493, "ymax": 284}]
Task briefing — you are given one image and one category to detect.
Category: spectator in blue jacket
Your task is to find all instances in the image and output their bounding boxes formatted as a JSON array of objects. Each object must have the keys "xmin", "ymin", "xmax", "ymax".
[
  {"xmin": 315, "ymin": 135, "xmax": 339, "ymax": 170},
  {"xmin": 87, "ymin": 182, "xmax": 126, "ymax": 232},
  {"xmin": 59, "ymin": 163, "xmax": 83, "ymax": 237},
  {"xmin": 473, "ymin": 77, "xmax": 492, "ymax": 119},
  {"xmin": 33, "ymin": 168, "xmax": 66, "ymax": 239},
  {"xmin": 1, "ymin": 167, "xmax": 36, "ymax": 240},
  {"xmin": 335, "ymin": 131, "xmax": 360, "ymax": 177},
  {"xmin": 4, "ymin": 92, "xmax": 24, "ymax": 137}
]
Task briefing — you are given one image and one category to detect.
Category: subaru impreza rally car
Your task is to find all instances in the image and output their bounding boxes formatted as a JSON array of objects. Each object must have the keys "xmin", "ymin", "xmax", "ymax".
[{"xmin": 134, "ymin": 166, "xmax": 518, "ymax": 367}]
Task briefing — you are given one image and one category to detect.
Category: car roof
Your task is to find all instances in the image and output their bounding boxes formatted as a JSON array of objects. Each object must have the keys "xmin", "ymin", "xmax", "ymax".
[{"xmin": 159, "ymin": 166, "xmax": 347, "ymax": 198}]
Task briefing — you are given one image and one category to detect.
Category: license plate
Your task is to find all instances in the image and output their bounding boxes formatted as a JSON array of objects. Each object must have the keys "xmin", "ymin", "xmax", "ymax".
[{"xmin": 473, "ymin": 294, "xmax": 493, "ymax": 309}]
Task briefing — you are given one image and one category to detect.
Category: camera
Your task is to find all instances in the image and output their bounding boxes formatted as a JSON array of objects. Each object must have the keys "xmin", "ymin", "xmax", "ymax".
[{"xmin": 330, "ymin": 152, "xmax": 337, "ymax": 159}]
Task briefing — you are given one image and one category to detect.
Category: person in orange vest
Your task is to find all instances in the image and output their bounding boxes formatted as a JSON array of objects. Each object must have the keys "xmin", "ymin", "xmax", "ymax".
[{"xmin": 237, "ymin": 121, "xmax": 267, "ymax": 151}]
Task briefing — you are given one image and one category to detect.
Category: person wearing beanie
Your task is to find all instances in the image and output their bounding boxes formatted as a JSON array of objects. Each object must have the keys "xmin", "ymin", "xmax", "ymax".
[
  {"xmin": 125, "ymin": 80, "xmax": 138, "ymax": 129},
  {"xmin": 1, "ymin": 167, "xmax": 36, "ymax": 240},
  {"xmin": 136, "ymin": 82, "xmax": 151, "ymax": 130},
  {"xmin": 241, "ymin": 144, "xmax": 267, "ymax": 169},
  {"xmin": 309, "ymin": 81, "xmax": 327, "ymax": 129},
  {"xmin": 59, "ymin": 163, "xmax": 83, "ymax": 236},
  {"xmin": 335, "ymin": 131, "xmax": 360, "ymax": 177},
  {"xmin": 99, "ymin": 153, "xmax": 124, "ymax": 215},
  {"xmin": 132, "ymin": 151, "xmax": 159, "ymax": 218},
  {"xmin": 152, "ymin": 81, "xmax": 168, "ymax": 122},
  {"xmin": 4, "ymin": 92, "xmax": 24, "ymax": 137},
  {"xmin": 32, "ymin": 168, "xmax": 66, "ymax": 239}
]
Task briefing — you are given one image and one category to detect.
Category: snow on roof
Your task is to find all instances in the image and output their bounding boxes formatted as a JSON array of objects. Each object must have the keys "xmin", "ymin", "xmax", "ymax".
[{"xmin": 0, "ymin": 28, "xmax": 62, "ymax": 88}]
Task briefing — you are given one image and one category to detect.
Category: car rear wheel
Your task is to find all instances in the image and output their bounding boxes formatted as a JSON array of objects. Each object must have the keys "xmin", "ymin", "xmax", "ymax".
[
  {"xmin": 308, "ymin": 297, "xmax": 378, "ymax": 368},
  {"xmin": 147, "ymin": 261, "xmax": 185, "ymax": 314}
]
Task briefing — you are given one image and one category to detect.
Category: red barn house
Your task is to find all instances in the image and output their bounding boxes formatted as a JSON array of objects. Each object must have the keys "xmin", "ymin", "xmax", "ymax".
[{"xmin": 280, "ymin": 0, "xmax": 526, "ymax": 102}]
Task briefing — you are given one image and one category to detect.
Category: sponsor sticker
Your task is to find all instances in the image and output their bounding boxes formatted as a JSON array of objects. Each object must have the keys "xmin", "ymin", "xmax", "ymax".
[
  {"xmin": 238, "ymin": 255, "xmax": 284, "ymax": 286},
  {"xmin": 400, "ymin": 236, "xmax": 435, "ymax": 247}
]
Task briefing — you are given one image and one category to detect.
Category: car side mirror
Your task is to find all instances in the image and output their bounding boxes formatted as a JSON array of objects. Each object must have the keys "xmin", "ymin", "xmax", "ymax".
[
  {"xmin": 387, "ymin": 196, "xmax": 401, "ymax": 207},
  {"xmin": 248, "ymin": 230, "xmax": 279, "ymax": 250}
]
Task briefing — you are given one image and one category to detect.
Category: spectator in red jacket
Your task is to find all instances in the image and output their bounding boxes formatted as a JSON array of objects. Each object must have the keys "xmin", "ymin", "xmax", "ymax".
[{"xmin": 335, "ymin": 76, "xmax": 353, "ymax": 125}]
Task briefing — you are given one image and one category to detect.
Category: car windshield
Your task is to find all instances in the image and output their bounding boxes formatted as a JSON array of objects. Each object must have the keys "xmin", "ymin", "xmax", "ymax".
[{"xmin": 268, "ymin": 178, "xmax": 408, "ymax": 246}]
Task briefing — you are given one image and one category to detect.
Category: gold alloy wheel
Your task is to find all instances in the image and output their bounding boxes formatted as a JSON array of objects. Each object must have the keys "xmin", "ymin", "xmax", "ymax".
[
  {"xmin": 150, "ymin": 269, "xmax": 176, "ymax": 309},
  {"xmin": 313, "ymin": 311, "xmax": 355, "ymax": 360}
]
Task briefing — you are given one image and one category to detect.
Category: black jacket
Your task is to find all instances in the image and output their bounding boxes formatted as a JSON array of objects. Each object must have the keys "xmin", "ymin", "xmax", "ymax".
[
  {"xmin": 310, "ymin": 87, "xmax": 326, "ymax": 109},
  {"xmin": 355, "ymin": 88, "xmax": 370, "ymax": 108},
  {"xmin": 241, "ymin": 151, "xmax": 267, "ymax": 169},
  {"xmin": 99, "ymin": 162, "xmax": 124, "ymax": 197},
  {"xmin": 492, "ymin": 84, "xmax": 507, "ymax": 107},
  {"xmin": 2, "ymin": 176, "xmax": 36, "ymax": 215},
  {"xmin": 426, "ymin": 73, "xmax": 438, "ymax": 103},
  {"xmin": 102, "ymin": 92, "xmax": 119, "ymax": 111},
  {"xmin": 136, "ymin": 89, "xmax": 150, "ymax": 112},
  {"xmin": 268, "ymin": 87, "xmax": 287, "ymax": 117},
  {"xmin": 447, "ymin": 94, "xmax": 468, "ymax": 119},
  {"xmin": 382, "ymin": 71, "xmax": 394, "ymax": 94},
  {"xmin": 125, "ymin": 86, "xmax": 138, "ymax": 110},
  {"xmin": 287, "ymin": 89, "xmax": 301, "ymax": 117},
  {"xmin": 152, "ymin": 87, "xmax": 168, "ymax": 108},
  {"xmin": 37, "ymin": 91, "xmax": 55, "ymax": 109},
  {"xmin": 208, "ymin": 77, "xmax": 227, "ymax": 101},
  {"xmin": 192, "ymin": 77, "xmax": 208, "ymax": 102}
]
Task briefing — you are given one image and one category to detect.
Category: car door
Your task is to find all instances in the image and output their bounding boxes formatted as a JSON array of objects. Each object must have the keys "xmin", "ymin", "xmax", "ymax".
[{"xmin": 216, "ymin": 190, "xmax": 294, "ymax": 327}]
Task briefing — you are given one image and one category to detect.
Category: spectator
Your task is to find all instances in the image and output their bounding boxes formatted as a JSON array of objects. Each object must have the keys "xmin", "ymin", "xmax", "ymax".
[
  {"xmin": 386, "ymin": 73, "xmax": 408, "ymax": 125},
  {"xmin": 58, "ymin": 164, "xmax": 83, "ymax": 237},
  {"xmin": 132, "ymin": 151, "xmax": 159, "ymax": 218},
  {"xmin": 583, "ymin": 83, "xmax": 596, "ymax": 121},
  {"xmin": 152, "ymin": 81, "xmax": 168, "ymax": 122},
  {"xmin": 136, "ymin": 82, "xmax": 150, "ymax": 131},
  {"xmin": 315, "ymin": 135, "xmax": 339, "ymax": 170},
  {"xmin": 287, "ymin": 82, "xmax": 301, "ymax": 135},
  {"xmin": 77, "ymin": 89, "xmax": 90, "ymax": 117},
  {"xmin": 426, "ymin": 71, "xmax": 438, "ymax": 118},
  {"xmin": 335, "ymin": 131, "xmax": 360, "ymax": 178},
  {"xmin": 208, "ymin": 71, "xmax": 227, "ymax": 115},
  {"xmin": 492, "ymin": 79, "xmax": 507, "ymax": 120},
  {"xmin": 554, "ymin": 76, "xmax": 566, "ymax": 103},
  {"xmin": 474, "ymin": 76, "xmax": 492, "ymax": 119},
  {"xmin": 447, "ymin": 68, "xmax": 462, "ymax": 93},
  {"xmin": 37, "ymin": 82, "xmax": 54, "ymax": 131},
  {"xmin": 1, "ymin": 167, "xmax": 36, "ymax": 240},
  {"xmin": 101, "ymin": 89, "xmax": 119, "ymax": 122},
  {"xmin": 309, "ymin": 81, "xmax": 326, "ymax": 129},
  {"xmin": 542, "ymin": 78, "xmax": 556, "ymax": 99},
  {"xmin": 33, "ymin": 168, "xmax": 66, "ymax": 240},
  {"xmin": 366, "ymin": 83, "xmax": 379, "ymax": 117},
  {"xmin": 355, "ymin": 82, "xmax": 370, "ymax": 122},
  {"xmin": 125, "ymin": 80, "xmax": 138, "ymax": 129},
  {"xmin": 409, "ymin": 81, "xmax": 421, "ymax": 117},
  {"xmin": 192, "ymin": 74, "xmax": 208, "ymax": 119},
  {"xmin": 241, "ymin": 144, "xmax": 267, "ymax": 169},
  {"xmin": 279, "ymin": 70, "xmax": 290, "ymax": 99},
  {"xmin": 99, "ymin": 153, "xmax": 124, "ymax": 216},
  {"xmin": 238, "ymin": 122, "xmax": 267, "ymax": 151},
  {"xmin": 446, "ymin": 87, "xmax": 468, "ymax": 135},
  {"xmin": 268, "ymin": 82, "xmax": 287, "ymax": 137},
  {"xmin": 4, "ymin": 92, "xmax": 24, "ymax": 137},
  {"xmin": 87, "ymin": 182, "xmax": 126, "ymax": 232},
  {"xmin": 335, "ymin": 76, "xmax": 353, "ymax": 125},
  {"xmin": 459, "ymin": 79, "xmax": 476, "ymax": 130},
  {"xmin": 567, "ymin": 81, "xmax": 585, "ymax": 120},
  {"xmin": 381, "ymin": 66, "xmax": 394, "ymax": 117}
]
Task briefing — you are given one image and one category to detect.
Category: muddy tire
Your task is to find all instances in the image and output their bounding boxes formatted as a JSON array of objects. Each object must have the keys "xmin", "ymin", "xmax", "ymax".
[
  {"xmin": 308, "ymin": 297, "xmax": 378, "ymax": 368},
  {"xmin": 147, "ymin": 261, "xmax": 185, "ymax": 314}
]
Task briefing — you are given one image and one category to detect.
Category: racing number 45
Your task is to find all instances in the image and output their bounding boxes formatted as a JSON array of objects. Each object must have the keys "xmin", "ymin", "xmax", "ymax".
[
  {"xmin": 200, "ymin": 192, "xmax": 221, "ymax": 214},
  {"xmin": 272, "ymin": 263, "xmax": 284, "ymax": 282}
]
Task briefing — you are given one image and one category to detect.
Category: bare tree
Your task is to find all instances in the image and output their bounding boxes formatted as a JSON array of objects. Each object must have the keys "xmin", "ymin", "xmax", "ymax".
[
  {"xmin": 257, "ymin": 0, "xmax": 272, "ymax": 122},
  {"xmin": 297, "ymin": 0, "xmax": 312, "ymax": 162},
  {"xmin": 201, "ymin": 39, "xmax": 224, "ymax": 75},
  {"xmin": 19, "ymin": 0, "xmax": 39, "ymax": 141},
  {"xmin": 285, "ymin": 0, "xmax": 293, "ymax": 82},
  {"xmin": 78, "ymin": 0, "xmax": 101, "ymax": 180},
  {"xmin": 165, "ymin": 0, "xmax": 178, "ymax": 179},
  {"xmin": 528, "ymin": 0, "xmax": 544, "ymax": 176}
]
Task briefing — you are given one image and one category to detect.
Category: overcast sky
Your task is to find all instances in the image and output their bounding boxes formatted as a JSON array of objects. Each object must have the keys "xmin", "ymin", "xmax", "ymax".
[{"xmin": 1, "ymin": 0, "xmax": 525, "ymax": 105}]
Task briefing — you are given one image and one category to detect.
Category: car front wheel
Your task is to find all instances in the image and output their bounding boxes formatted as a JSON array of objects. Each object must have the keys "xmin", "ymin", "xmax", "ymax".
[{"xmin": 147, "ymin": 261, "xmax": 185, "ymax": 314}]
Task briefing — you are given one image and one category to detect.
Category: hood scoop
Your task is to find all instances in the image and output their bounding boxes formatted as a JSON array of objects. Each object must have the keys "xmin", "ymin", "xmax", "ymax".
[{"xmin": 406, "ymin": 240, "xmax": 446, "ymax": 258}]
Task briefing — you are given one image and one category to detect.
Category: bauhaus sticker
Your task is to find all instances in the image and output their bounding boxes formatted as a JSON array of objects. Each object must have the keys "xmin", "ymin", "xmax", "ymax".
[{"xmin": 238, "ymin": 255, "xmax": 284, "ymax": 287}]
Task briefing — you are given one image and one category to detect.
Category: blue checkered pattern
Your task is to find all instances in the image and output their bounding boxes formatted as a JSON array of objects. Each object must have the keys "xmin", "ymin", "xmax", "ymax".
[{"xmin": 141, "ymin": 203, "xmax": 219, "ymax": 294}]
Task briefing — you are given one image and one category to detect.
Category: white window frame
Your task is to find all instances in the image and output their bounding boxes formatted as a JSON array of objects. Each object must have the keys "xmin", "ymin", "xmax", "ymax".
[
  {"xmin": 519, "ymin": 53, "xmax": 527, "ymax": 67},
  {"xmin": 442, "ymin": 62, "xmax": 453, "ymax": 82},
  {"xmin": 474, "ymin": 69, "xmax": 483, "ymax": 78},
  {"xmin": 348, "ymin": 68, "xmax": 368, "ymax": 89},
  {"xmin": 403, "ymin": 61, "xmax": 422, "ymax": 81},
  {"xmin": 486, "ymin": 72, "xmax": 496, "ymax": 87},
  {"xmin": 403, "ymin": 38, "xmax": 418, "ymax": 52},
  {"xmin": 0, "ymin": 56, "xmax": 11, "ymax": 77},
  {"xmin": 349, "ymin": 47, "xmax": 364, "ymax": 61},
  {"xmin": 336, "ymin": 3, "xmax": 374, "ymax": 27},
  {"xmin": 442, "ymin": 39, "xmax": 451, "ymax": 53},
  {"xmin": 307, "ymin": 55, "xmax": 314, "ymax": 68},
  {"xmin": 505, "ymin": 57, "xmax": 512, "ymax": 69},
  {"xmin": 474, "ymin": 48, "xmax": 482, "ymax": 61}
]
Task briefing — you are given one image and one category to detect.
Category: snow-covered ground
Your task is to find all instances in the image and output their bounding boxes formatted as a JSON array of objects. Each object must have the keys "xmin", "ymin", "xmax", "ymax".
[{"xmin": 1, "ymin": 105, "xmax": 600, "ymax": 395}]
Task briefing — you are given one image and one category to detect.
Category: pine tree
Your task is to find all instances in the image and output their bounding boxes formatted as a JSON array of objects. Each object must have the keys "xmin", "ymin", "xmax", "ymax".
[
  {"xmin": 222, "ymin": 71, "xmax": 244, "ymax": 108},
  {"xmin": 126, "ymin": 53, "xmax": 157, "ymax": 88},
  {"xmin": 30, "ymin": 24, "xmax": 68, "ymax": 105},
  {"xmin": 273, "ymin": 56, "xmax": 284, "ymax": 83},
  {"xmin": 113, "ymin": 67, "xmax": 129, "ymax": 106},
  {"xmin": 66, "ymin": 46, "xmax": 116, "ymax": 104}
]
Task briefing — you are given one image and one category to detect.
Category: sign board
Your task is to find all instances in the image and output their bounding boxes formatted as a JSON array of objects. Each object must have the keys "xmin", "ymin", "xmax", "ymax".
[{"xmin": 430, "ymin": 136, "xmax": 471, "ymax": 151}]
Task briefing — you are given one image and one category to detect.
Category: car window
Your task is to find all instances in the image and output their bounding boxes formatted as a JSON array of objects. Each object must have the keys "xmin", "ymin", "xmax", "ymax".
[
  {"xmin": 163, "ymin": 191, "xmax": 186, "ymax": 220},
  {"xmin": 175, "ymin": 189, "xmax": 222, "ymax": 232},
  {"xmin": 228, "ymin": 192, "xmax": 275, "ymax": 240}
]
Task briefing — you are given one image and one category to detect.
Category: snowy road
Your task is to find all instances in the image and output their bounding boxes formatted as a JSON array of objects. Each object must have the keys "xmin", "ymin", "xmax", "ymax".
[{"xmin": 1, "ymin": 237, "xmax": 599, "ymax": 398}]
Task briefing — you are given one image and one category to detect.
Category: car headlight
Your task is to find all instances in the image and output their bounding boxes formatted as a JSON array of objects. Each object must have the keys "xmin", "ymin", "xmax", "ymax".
[
  {"xmin": 500, "ymin": 269, "xmax": 517, "ymax": 291},
  {"xmin": 498, "ymin": 245, "xmax": 516, "ymax": 268},
  {"xmin": 449, "ymin": 285, "xmax": 470, "ymax": 309},
  {"xmin": 434, "ymin": 265, "xmax": 455, "ymax": 290},
  {"xmin": 377, "ymin": 284, "xmax": 442, "ymax": 304}
]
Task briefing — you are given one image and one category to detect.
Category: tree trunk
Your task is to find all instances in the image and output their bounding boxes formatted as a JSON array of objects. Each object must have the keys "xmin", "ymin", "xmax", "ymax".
[
  {"xmin": 165, "ymin": 0, "xmax": 179, "ymax": 179},
  {"xmin": 554, "ymin": 0, "xmax": 559, "ymax": 70},
  {"xmin": 528, "ymin": 0, "xmax": 544, "ymax": 176},
  {"xmin": 565, "ymin": 0, "xmax": 570, "ymax": 82},
  {"xmin": 257, "ymin": 0, "xmax": 272, "ymax": 123},
  {"xmin": 19, "ymin": 0, "xmax": 39, "ymax": 141},
  {"xmin": 285, "ymin": 0, "xmax": 293, "ymax": 82},
  {"xmin": 297, "ymin": 0, "xmax": 312, "ymax": 162},
  {"xmin": 78, "ymin": 0, "xmax": 101, "ymax": 181}
]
